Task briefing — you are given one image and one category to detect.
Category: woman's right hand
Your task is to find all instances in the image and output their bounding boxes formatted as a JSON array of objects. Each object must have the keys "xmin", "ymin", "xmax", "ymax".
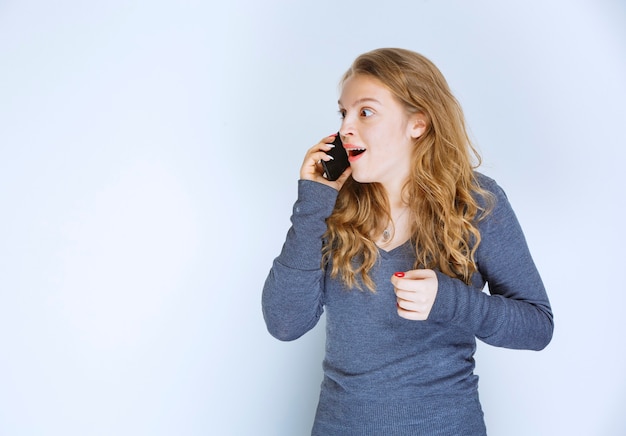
[{"xmin": 300, "ymin": 134, "xmax": 352, "ymax": 191}]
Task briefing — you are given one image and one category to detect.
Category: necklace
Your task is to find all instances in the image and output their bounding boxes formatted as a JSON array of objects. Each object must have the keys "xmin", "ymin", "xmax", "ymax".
[
  {"xmin": 382, "ymin": 228, "xmax": 393, "ymax": 243},
  {"xmin": 381, "ymin": 207, "xmax": 409, "ymax": 243}
]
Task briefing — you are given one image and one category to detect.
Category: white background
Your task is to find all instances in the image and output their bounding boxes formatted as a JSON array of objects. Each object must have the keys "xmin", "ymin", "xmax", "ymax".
[{"xmin": 1, "ymin": 0, "xmax": 625, "ymax": 435}]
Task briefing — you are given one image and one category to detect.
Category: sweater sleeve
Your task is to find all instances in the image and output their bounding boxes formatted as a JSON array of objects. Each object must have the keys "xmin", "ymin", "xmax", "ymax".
[
  {"xmin": 262, "ymin": 180, "xmax": 338, "ymax": 341},
  {"xmin": 428, "ymin": 177, "xmax": 554, "ymax": 350}
]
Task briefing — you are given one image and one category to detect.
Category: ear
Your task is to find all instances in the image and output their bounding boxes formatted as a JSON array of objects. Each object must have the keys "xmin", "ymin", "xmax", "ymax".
[{"xmin": 408, "ymin": 112, "xmax": 427, "ymax": 139}]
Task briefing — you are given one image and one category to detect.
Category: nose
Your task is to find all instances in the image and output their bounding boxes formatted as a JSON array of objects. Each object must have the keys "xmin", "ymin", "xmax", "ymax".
[{"xmin": 339, "ymin": 115, "xmax": 356, "ymax": 140}]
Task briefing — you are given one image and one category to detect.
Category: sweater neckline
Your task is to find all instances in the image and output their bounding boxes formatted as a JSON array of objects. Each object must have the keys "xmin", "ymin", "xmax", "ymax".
[{"xmin": 378, "ymin": 239, "xmax": 412, "ymax": 258}]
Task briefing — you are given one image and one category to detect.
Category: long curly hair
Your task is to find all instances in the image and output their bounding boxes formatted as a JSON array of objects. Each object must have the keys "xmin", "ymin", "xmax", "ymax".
[{"xmin": 322, "ymin": 48, "xmax": 493, "ymax": 291}]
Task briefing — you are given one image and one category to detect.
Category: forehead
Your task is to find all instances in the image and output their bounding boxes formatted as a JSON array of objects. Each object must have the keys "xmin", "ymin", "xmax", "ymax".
[{"xmin": 338, "ymin": 74, "xmax": 394, "ymax": 106}]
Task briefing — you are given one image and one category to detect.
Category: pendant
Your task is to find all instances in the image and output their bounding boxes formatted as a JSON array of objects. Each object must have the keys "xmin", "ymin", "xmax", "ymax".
[{"xmin": 382, "ymin": 228, "xmax": 391, "ymax": 242}]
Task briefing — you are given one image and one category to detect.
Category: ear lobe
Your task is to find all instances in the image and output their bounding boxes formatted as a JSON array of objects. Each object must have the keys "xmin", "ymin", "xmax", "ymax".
[{"xmin": 409, "ymin": 113, "xmax": 427, "ymax": 139}]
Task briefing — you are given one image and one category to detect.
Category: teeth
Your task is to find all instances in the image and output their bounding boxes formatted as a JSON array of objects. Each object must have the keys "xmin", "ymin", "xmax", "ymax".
[{"xmin": 348, "ymin": 148, "xmax": 366, "ymax": 157}]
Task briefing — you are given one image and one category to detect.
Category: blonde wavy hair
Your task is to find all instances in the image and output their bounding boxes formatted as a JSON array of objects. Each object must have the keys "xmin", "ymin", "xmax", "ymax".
[{"xmin": 322, "ymin": 48, "xmax": 493, "ymax": 291}]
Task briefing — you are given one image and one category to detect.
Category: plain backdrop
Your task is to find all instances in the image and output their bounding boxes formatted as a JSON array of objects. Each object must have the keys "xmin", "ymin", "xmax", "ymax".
[{"xmin": 1, "ymin": 0, "xmax": 625, "ymax": 435}]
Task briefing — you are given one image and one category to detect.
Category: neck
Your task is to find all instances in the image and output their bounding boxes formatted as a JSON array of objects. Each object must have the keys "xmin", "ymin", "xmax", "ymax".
[
  {"xmin": 376, "ymin": 178, "xmax": 412, "ymax": 250},
  {"xmin": 382, "ymin": 177, "xmax": 409, "ymax": 211}
]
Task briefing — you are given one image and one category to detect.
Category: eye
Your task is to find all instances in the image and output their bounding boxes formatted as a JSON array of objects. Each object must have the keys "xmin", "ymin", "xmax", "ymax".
[
  {"xmin": 338, "ymin": 109, "xmax": 346, "ymax": 119},
  {"xmin": 360, "ymin": 108, "xmax": 374, "ymax": 117}
]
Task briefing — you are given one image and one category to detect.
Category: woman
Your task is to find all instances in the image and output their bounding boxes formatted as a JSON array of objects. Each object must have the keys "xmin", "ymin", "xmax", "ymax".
[{"xmin": 262, "ymin": 48, "xmax": 553, "ymax": 435}]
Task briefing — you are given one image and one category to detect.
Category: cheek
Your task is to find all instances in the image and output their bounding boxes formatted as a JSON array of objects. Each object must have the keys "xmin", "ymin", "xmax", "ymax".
[{"xmin": 363, "ymin": 129, "xmax": 389, "ymax": 152}]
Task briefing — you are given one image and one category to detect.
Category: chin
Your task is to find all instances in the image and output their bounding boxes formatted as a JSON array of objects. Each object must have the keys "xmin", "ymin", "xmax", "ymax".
[{"xmin": 350, "ymin": 171, "xmax": 373, "ymax": 184}]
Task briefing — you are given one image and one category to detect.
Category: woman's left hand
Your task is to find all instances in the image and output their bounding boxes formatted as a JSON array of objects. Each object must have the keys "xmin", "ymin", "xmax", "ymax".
[{"xmin": 391, "ymin": 269, "xmax": 438, "ymax": 321}]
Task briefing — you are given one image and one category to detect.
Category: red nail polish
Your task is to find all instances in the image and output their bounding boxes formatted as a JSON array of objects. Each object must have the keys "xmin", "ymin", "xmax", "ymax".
[{"xmin": 394, "ymin": 272, "xmax": 405, "ymax": 278}]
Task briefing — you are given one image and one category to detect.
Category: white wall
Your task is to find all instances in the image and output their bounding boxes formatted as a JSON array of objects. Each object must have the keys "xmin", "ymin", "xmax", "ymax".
[{"xmin": 1, "ymin": 0, "xmax": 624, "ymax": 434}]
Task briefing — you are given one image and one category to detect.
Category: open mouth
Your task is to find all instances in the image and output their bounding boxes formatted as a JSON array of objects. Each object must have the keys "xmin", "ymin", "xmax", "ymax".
[{"xmin": 347, "ymin": 148, "xmax": 366, "ymax": 158}]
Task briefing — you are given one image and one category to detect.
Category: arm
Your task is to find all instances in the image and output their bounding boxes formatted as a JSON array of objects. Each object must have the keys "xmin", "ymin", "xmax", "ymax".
[
  {"xmin": 262, "ymin": 180, "xmax": 337, "ymax": 341},
  {"xmin": 262, "ymin": 134, "xmax": 352, "ymax": 341},
  {"xmin": 429, "ymin": 178, "xmax": 554, "ymax": 350}
]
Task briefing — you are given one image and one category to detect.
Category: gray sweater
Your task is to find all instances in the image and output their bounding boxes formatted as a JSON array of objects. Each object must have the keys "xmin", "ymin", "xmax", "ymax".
[{"xmin": 262, "ymin": 174, "xmax": 553, "ymax": 435}]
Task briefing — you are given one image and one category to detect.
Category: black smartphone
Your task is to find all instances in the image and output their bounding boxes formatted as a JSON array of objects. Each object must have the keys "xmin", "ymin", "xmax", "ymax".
[{"xmin": 321, "ymin": 133, "xmax": 350, "ymax": 181}]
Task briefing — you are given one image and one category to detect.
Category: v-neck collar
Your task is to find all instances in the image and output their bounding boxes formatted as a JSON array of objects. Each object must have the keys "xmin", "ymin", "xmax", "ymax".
[{"xmin": 378, "ymin": 239, "xmax": 413, "ymax": 259}]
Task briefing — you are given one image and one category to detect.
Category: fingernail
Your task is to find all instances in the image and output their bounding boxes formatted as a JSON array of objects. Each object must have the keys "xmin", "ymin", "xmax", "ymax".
[{"xmin": 394, "ymin": 272, "xmax": 405, "ymax": 277}]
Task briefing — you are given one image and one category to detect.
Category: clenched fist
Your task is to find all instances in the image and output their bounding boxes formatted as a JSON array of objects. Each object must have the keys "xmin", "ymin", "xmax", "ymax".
[{"xmin": 391, "ymin": 269, "xmax": 438, "ymax": 321}]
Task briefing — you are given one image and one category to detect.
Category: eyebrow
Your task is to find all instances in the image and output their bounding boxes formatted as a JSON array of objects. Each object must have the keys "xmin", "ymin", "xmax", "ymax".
[{"xmin": 337, "ymin": 97, "xmax": 382, "ymax": 107}]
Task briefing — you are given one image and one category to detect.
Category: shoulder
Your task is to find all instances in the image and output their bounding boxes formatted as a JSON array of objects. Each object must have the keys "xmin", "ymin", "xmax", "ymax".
[
  {"xmin": 472, "ymin": 171, "xmax": 511, "ymax": 208},
  {"xmin": 473, "ymin": 171, "xmax": 503, "ymax": 195},
  {"xmin": 472, "ymin": 172, "xmax": 521, "ymax": 236}
]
